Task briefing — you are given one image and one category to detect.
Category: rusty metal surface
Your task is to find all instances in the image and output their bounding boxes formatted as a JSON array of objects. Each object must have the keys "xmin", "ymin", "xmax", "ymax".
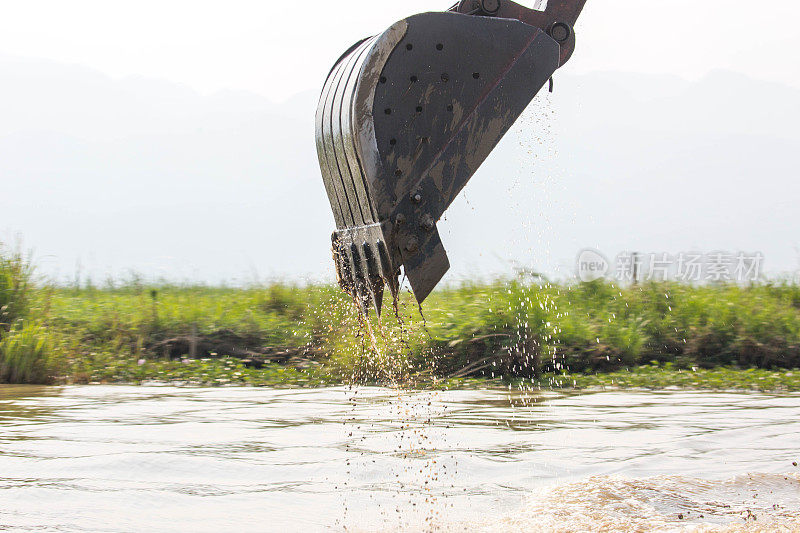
[
  {"xmin": 315, "ymin": 0, "xmax": 588, "ymax": 313},
  {"xmin": 454, "ymin": 0, "xmax": 587, "ymax": 64}
]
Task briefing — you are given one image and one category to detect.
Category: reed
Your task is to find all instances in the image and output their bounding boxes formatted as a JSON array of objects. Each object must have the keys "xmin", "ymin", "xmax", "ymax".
[
  {"xmin": 0, "ymin": 321, "xmax": 52, "ymax": 384},
  {"xmin": 0, "ymin": 243, "xmax": 54, "ymax": 383},
  {"xmin": 0, "ymin": 243, "xmax": 33, "ymax": 332}
]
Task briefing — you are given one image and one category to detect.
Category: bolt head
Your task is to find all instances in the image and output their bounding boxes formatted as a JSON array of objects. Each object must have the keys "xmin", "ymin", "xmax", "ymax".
[
  {"xmin": 405, "ymin": 238, "xmax": 419, "ymax": 253},
  {"xmin": 549, "ymin": 22, "xmax": 571, "ymax": 43},
  {"xmin": 395, "ymin": 213, "xmax": 406, "ymax": 225},
  {"xmin": 480, "ymin": 0, "xmax": 500, "ymax": 14},
  {"xmin": 411, "ymin": 193, "xmax": 422, "ymax": 203}
]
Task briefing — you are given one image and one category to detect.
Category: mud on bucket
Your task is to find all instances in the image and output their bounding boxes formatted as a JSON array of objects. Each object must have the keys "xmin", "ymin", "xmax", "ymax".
[{"xmin": 315, "ymin": 0, "xmax": 587, "ymax": 314}]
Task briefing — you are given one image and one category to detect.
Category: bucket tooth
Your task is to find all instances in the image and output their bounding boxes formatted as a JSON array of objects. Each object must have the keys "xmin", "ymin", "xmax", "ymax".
[
  {"xmin": 362, "ymin": 242, "xmax": 385, "ymax": 315},
  {"xmin": 372, "ymin": 283, "xmax": 385, "ymax": 317},
  {"xmin": 348, "ymin": 243, "xmax": 371, "ymax": 315},
  {"xmin": 331, "ymin": 224, "xmax": 395, "ymax": 314},
  {"xmin": 376, "ymin": 239, "xmax": 399, "ymax": 301},
  {"xmin": 316, "ymin": 0, "xmax": 587, "ymax": 309},
  {"xmin": 332, "ymin": 236, "xmax": 352, "ymax": 293}
]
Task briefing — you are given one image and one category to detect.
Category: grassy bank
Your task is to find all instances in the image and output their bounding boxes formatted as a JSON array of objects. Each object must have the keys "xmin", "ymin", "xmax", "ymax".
[
  {"xmin": 74, "ymin": 357, "xmax": 800, "ymax": 392},
  {"xmin": 2, "ymin": 244, "xmax": 800, "ymax": 389}
]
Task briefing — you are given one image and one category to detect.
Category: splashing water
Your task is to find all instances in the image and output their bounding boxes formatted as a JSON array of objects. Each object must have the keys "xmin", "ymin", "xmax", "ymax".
[{"xmin": 479, "ymin": 473, "xmax": 800, "ymax": 533}]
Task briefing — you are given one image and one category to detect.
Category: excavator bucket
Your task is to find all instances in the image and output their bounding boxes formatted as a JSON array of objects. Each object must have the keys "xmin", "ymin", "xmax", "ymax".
[{"xmin": 316, "ymin": 0, "xmax": 587, "ymax": 313}]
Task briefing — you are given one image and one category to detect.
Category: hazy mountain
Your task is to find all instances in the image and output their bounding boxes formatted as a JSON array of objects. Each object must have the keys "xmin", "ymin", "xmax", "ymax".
[{"xmin": 1, "ymin": 55, "xmax": 797, "ymax": 284}]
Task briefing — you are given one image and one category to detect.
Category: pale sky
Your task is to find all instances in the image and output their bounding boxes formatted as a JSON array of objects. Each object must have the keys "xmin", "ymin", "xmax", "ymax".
[
  {"xmin": 1, "ymin": 0, "xmax": 798, "ymax": 283},
  {"xmin": 1, "ymin": 0, "xmax": 798, "ymax": 102}
]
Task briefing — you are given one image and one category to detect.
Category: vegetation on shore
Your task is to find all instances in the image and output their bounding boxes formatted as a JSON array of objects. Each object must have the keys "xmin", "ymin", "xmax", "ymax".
[
  {"xmin": 2, "ymin": 243, "xmax": 800, "ymax": 390},
  {"xmin": 72, "ymin": 357, "xmax": 800, "ymax": 392}
]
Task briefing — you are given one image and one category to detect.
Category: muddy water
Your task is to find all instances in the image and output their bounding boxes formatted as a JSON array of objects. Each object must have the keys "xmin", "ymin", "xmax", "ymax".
[{"xmin": 0, "ymin": 386, "xmax": 798, "ymax": 532}]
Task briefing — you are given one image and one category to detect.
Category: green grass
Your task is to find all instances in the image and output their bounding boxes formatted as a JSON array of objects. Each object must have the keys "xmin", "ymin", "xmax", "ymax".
[
  {"xmin": 0, "ymin": 244, "xmax": 52, "ymax": 384},
  {"xmin": 0, "ymin": 322, "xmax": 53, "ymax": 384},
  {"xmin": 506, "ymin": 364, "xmax": 800, "ymax": 392},
  {"xmin": 72, "ymin": 355, "xmax": 335, "ymax": 387},
  {"xmin": 2, "ymin": 240, "xmax": 800, "ymax": 390},
  {"xmin": 0, "ymin": 243, "xmax": 33, "ymax": 332}
]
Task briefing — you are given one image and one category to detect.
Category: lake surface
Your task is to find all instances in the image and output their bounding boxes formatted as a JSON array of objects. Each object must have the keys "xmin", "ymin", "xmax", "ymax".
[{"xmin": 1, "ymin": 386, "xmax": 798, "ymax": 532}]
